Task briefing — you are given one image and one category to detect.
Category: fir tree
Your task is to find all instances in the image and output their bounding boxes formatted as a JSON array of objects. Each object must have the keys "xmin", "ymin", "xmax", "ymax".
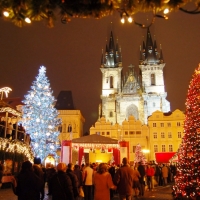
[
  {"xmin": 173, "ymin": 64, "xmax": 200, "ymax": 199},
  {"xmin": 22, "ymin": 66, "xmax": 61, "ymax": 162},
  {"xmin": 134, "ymin": 143, "xmax": 147, "ymax": 164}
]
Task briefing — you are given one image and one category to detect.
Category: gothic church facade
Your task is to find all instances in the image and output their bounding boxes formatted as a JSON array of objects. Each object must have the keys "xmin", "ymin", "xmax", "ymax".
[{"xmin": 99, "ymin": 28, "xmax": 171, "ymax": 125}]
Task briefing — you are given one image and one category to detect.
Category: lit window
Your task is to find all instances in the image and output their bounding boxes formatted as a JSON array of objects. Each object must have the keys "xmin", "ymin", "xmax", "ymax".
[
  {"xmin": 161, "ymin": 145, "xmax": 166, "ymax": 152},
  {"xmin": 161, "ymin": 132, "xmax": 165, "ymax": 138},
  {"xmin": 161, "ymin": 123, "xmax": 164, "ymax": 127},
  {"xmin": 153, "ymin": 123, "xmax": 156, "ymax": 127},
  {"xmin": 153, "ymin": 132, "xmax": 157, "ymax": 139},
  {"xmin": 169, "ymin": 145, "xmax": 173, "ymax": 152},
  {"xmin": 154, "ymin": 145, "xmax": 158, "ymax": 152},
  {"xmin": 125, "ymin": 131, "xmax": 128, "ymax": 135},
  {"xmin": 168, "ymin": 132, "xmax": 172, "ymax": 138},
  {"xmin": 167, "ymin": 123, "xmax": 171, "ymax": 127}
]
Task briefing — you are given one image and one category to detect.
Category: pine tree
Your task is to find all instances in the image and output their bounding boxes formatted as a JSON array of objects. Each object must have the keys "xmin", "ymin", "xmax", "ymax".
[
  {"xmin": 22, "ymin": 66, "xmax": 61, "ymax": 162},
  {"xmin": 173, "ymin": 64, "xmax": 200, "ymax": 199},
  {"xmin": 134, "ymin": 143, "xmax": 147, "ymax": 164}
]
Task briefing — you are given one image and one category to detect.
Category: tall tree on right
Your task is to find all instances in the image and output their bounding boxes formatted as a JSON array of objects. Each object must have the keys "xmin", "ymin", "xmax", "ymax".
[{"xmin": 173, "ymin": 64, "xmax": 200, "ymax": 199}]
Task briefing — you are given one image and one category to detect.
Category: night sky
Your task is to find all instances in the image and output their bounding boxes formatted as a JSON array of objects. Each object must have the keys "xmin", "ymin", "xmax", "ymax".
[{"xmin": 0, "ymin": 10, "xmax": 199, "ymax": 133}]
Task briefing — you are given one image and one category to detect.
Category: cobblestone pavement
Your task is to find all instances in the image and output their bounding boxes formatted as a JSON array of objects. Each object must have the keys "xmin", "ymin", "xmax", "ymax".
[{"xmin": 0, "ymin": 184, "xmax": 174, "ymax": 200}]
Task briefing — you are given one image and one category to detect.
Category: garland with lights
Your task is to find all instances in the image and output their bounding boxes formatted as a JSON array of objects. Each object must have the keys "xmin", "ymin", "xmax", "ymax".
[
  {"xmin": 173, "ymin": 64, "xmax": 200, "ymax": 199},
  {"xmin": 0, "ymin": 0, "xmax": 199, "ymax": 27},
  {"xmin": 0, "ymin": 138, "xmax": 34, "ymax": 173}
]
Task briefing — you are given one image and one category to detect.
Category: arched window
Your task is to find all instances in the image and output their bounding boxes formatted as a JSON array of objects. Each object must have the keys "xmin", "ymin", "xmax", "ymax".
[
  {"xmin": 63, "ymin": 124, "xmax": 66, "ymax": 133},
  {"xmin": 151, "ymin": 74, "xmax": 155, "ymax": 85},
  {"xmin": 68, "ymin": 124, "xmax": 72, "ymax": 132},
  {"xmin": 110, "ymin": 76, "xmax": 113, "ymax": 88}
]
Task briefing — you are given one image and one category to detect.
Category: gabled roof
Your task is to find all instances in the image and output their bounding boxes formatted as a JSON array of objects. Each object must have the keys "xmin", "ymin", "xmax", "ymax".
[{"xmin": 72, "ymin": 134, "xmax": 118, "ymax": 144}]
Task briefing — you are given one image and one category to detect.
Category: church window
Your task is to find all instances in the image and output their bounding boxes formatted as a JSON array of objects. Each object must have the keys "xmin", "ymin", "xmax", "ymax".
[
  {"xmin": 110, "ymin": 76, "xmax": 113, "ymax": 88},
  {"xmin": 167, "ymin": 123, "xmax": 171, "ymax": 127},
  {"xmin": 178, "ymin": 132, "xmax": 182, "ymax": 138},
  {"xmin": 102, "ymin": 132, "xmax": 105, "ymax": 135},
  {"xmin": 68, "ymin": 124, "xmax": 72, "ymax": 132},
  {"xmin": 169, "ymin": 145, "xmax": 173, "ymax": 152},
  {"xmin": 168, "ymin": 132, "xmax": 172, "ymax": 138},
  {"xmin": 151, "ymin": 74, "xmax": 155, "ymax": 85},
  {"xmin": 161, "ymin": 132, "xmax": 165, "ymax": 138},
  {"xmin": 109, "ymin": 111, "xmax": 113, "ymax": 117},
  {"xmin": 106, "ymin": 78, "xmax": 108, "ymax": 83},
  {"xmin": 161, "ymin": 145, "xmax": 166, "ymax": 152},
  {"xmin": 125, "ymin": 131, "xmax": 128, "ymax": 135},
  {"xmin": 154, "ymin": 145, "xmax": 158, "ymax": 152},
  {"xmin": 136, "ymin": 131, "xmax": 141, "ymax": 134},
  {"xmin": 63, "ymin": 124, "xmax": 66, "ymax": 133},
  {"xmin": 106, "ymin": 132, "xmax": 110, "ymax": 135},
  {"xmin": 153, "ymin": 132, "xmax": 157, "ymax": 139},
  {"xmin": 177, "ymin": 122, "xmax": 181, "ymax": 126},
  {"xmin": 153, "ymin": 102, "xmax": 156, "ymax": 107},
  {"xmin": 160, "ymin": 123, "xmax": 164, "ymax": 127},
  {"xmin": 153, "ymin": 123, "xmax": 156, "ymax": 127}
]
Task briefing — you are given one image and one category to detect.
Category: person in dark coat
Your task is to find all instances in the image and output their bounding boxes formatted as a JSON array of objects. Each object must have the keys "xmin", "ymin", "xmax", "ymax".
[
  {"xmin": 15, "ymin": 161, "xmax": 42, "ymax": 200},
  {"xmin": 113, "ymin": 157, "xmax": 134, "ymax": 200},
  {"xmin": 49, "ymin": 162, "xmax": 74, "ymax": 200},
  {"xmin": 67, "ymin": 163, "xmax": 79, "ymax": 199},
  {"xmin": 137, "ymin": 162, "xmax": 146, "ymax": 196}
]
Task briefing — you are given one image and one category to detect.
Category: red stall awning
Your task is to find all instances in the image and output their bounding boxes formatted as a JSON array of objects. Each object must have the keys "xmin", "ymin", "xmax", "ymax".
[{"xmin": 155, "ymin": 152, "xmax": 176, "ymax": 163}]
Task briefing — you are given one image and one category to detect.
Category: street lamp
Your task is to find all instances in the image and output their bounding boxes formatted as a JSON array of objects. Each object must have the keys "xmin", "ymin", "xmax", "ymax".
[{"xmin": 142, "ymin": 149, "xmax": 150, "ymax": 161}]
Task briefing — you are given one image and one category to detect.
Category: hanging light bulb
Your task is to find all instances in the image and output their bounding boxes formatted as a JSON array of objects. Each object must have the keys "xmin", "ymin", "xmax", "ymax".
[
  {"xmin": 163, "ymin": 8, "xmax": 169, "ymax": 14},
  {"xmin": 128, "ymin": 16, "xmax": 133, "ymax": 23},
  {"xmin": 25, "ymin": 17, "xmax": 31, "ymax": 23},
  {"xmin": 121, "ymin": 17, "xmax": 125, "ymax": 24},
  {"xmin": 3, "ymin": 11, "xmax": 9, "ymax": 17}
]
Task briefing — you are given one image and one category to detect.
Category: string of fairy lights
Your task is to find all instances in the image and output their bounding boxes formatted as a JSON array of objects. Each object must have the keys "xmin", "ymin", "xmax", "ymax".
[
  {"xmin": 0, "ymin": 0, "xmax": 199, "ymax": 27},
  {"xmin": 0, "ymin": 138, "xmax": 34, "ymax": 162}
]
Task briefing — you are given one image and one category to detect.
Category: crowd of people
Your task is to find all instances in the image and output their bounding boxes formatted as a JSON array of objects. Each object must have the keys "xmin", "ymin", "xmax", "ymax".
[{"xmin": 7, "ymin": 158, "xmax": 177, "ymax": 200}]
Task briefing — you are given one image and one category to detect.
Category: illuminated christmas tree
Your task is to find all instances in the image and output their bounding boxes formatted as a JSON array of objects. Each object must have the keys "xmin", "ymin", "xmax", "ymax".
[
  {"xmin": 134, "ymin": 143, "xmax": 147, "ymax": 164},
  {"xmin": 173, "ymin": 64, "xmax": 200, "ymax": 199},
  {"xmin": 22, "ymin": 66, "xmax": 61, "ymax": 162}
]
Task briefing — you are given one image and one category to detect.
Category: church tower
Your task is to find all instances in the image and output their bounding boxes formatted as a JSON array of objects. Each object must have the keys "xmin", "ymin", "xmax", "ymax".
[
  {"xmin": 100, "ymin": 31, "xmax": 122, "ymax": 123},
  {"xmin": 139, "ymin": 28, "xmax": 170, "ymax": 123},
  {"xmin": 99, "ymin": 28, "xmax": 170, "ymax": 125}
]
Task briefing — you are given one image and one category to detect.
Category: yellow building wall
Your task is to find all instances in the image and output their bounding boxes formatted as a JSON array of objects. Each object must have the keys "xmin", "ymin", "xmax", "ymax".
[
  {"xmin": 57, "ymin": 110, "xmax": 85, "ymax": 144},
  {"xmin": 148, "ymin": 109, "xmax": 185, "ymax": 161},
  {"xmin": 90, "ymin": 116, "xmax": 149, "ymax": 163}
]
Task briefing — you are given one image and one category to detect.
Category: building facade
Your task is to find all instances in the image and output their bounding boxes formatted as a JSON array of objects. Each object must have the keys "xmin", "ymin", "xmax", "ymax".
[{"xmin": 99, "ymin": 28, "xmax": 170, "ymax": 125}]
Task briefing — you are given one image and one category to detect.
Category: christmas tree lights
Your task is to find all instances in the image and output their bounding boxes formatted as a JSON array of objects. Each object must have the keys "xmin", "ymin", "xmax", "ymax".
[
  {"xmin": 134, "ymin": 143, "xmax": 147, "ymax": 164},
  {"xmin": 21, "ymin": 66, "xmax": 61, "ymax": 162},
  {"xmin": 173, "ymin": 64, "xmax": 200, "ymax": 199}
]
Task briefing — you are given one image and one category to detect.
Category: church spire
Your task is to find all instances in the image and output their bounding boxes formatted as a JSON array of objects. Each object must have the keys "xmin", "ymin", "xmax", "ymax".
[{"xmin": 101, "ymin": 31, "xmax": 122, "ymax": 68}]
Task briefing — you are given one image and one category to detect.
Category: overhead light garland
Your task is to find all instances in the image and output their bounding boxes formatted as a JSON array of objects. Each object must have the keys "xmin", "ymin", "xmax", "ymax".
[{"xmin": 0, "ymin": 0, "xmax": 198, "ymax": 27}]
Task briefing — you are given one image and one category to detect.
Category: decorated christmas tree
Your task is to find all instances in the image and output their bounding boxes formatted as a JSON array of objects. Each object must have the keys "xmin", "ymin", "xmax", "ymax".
[
  {"xmin": 21, "ymin": 66, "xmax": 61, "ymax": 162},
  {"xmin": 173, "ymin": 64, "xmax": 200, "ymax": 199},
  {"xmin": 134, "ymin": 143, "xmax": 147, "ymax": 164}
]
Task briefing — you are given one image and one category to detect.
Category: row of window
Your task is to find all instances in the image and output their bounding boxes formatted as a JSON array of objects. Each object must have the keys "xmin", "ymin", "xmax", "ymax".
[
  {"xmin": 152, "ymin": 122, "xmax": 182, "ymax": 127},
  {"xmin": 153, "ymin": 132, "xmax": 182, "ymax": 139},
  {"xmin": 154, "ymin": 144, "xmax": 173, "ymax": 152},
  {"xmin": 132, "ymin": 144, "xmax": 173, "ymax": 153},
  {"xmin": 97, "ymin": 131, "xmax": 142, "ymax": 136}
]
